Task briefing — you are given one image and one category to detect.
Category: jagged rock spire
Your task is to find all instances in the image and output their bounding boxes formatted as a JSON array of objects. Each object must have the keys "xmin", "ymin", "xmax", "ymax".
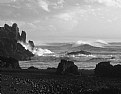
[{"xmin": 20, "ymin": 31, "xmax": 26, "ymax": 43}]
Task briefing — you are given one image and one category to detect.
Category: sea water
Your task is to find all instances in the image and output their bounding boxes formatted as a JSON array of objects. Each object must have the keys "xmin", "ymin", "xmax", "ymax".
[
  {"xmin": 19, "ymin": 41, "xmax": 121, "ymax": 69},
  {"xmin": 19, "ymin": 59, "xmax": 121, "ymax": 69}
]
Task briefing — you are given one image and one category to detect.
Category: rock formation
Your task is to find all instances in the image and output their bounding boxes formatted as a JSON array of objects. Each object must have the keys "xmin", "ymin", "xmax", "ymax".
[
  {"xmin": 28, "ymin": 66, "xmax": 38, "ymax": 70},
  {"xmin": 0, "ymin": 23, "xmax": 34, "ymax": 60},
  {"xmin": 67, "ymin": 50, "xmax": 91, "ymax": 56},
  {"xmin": 20, "ymin": 31, "xmax": 26, "ymax": 43},
  {"xmin": 11, "ymin": 23, "xmax": 20, "ymax": 40},
  {"xmin": 95, "ymin": 61, "xmax": 121, "ymax": 77},
  {"xmin": 0, "ymin": 56, "xmax": 21, "ymax": 69},
  {"xmin": 113, "ymin": 64, "xmax": 121, "ymax": 77},
  {"xmin": 56, "ymin": 59, "xmax": 79, "ymax": 75},
  {"xmin": 95, "ymin": 61, "xmax": 114, "ymax": 77},
  {"xmin": 28, "ymin": 40, "xmax": 35, "ymax": 50}
]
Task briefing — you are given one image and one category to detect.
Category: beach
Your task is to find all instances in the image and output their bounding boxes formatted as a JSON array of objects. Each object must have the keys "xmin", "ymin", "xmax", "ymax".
[{"xmin": 1, "ymin": 69, "xmax": 121, "ymax": 94}]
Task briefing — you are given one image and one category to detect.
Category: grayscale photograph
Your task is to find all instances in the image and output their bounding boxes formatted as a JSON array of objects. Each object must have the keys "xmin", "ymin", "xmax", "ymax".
[{"xmin": 1, "ymin": 0, "xmax": 121, "ymax": 94}]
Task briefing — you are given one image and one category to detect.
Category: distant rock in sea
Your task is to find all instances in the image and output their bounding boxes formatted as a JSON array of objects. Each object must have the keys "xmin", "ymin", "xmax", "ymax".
[
  {"xmin": 56, "ymin": 59, "xmax": 79, "ymax": 75},
  {"xmin": 87, "ymin": 57, "xmax": 108, "ymax": 62},
  {"xmin": 67, "ymin": 50, "xmax": 91, "ymax": 56},
  {"xmin": 0, "ymin": 23, "xmax": 34, "ymax": 60},
  {"xmin": 70, "ymin": 43, "xmax": 121, "ymax": 53}
]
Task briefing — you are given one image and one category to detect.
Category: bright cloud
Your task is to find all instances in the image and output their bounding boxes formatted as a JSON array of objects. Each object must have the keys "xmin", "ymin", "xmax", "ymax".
[
  {"xmin": 38, "ymin": 0, "xmax": 50, "ymax": 12},
  {"xmin": 55, "ymin": 7, "xmax": 87, "ymax": 21},
  {"xmin": 57, "ymin": 13, "xmax": 73, "ymax": 21},
  {"xmin": 86, "ymin": 0, "xmax": 121, "ymax": 7},
  {"xmin": 98, "ymin": 0, "xmax": 121, "ymax": 7}
]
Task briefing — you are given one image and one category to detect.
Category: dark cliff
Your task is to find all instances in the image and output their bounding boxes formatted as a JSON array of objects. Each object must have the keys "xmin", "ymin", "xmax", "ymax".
[{"xmin": 0, "ymin": 23, "xmax": 34, "ymax": 60}]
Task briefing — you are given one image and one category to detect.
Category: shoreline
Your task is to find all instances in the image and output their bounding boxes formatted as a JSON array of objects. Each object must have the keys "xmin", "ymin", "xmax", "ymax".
[{"xmin": 1, "ymin": 68, "xmax": 95, "ymax": 80}]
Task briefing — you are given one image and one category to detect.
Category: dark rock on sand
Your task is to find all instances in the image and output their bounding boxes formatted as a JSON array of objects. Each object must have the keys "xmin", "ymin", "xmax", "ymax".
[
  {"xmin": 0, "ymin": 56, "xmax": 21, "ymax": 69},
  {"xmin": 56, "ymin": 59, "xmax": 79, "ymax": 75},
  {"xmin": 114, "ymin": 64, "xmax": 121, "ymax": 77},
  {"xmin": 0, "ymin": 23, "xmax": 33, "ymax": 60},
  {"xmin": 95, "ymin": 61, "xmax": 121, "ymax": 77},
  {"xmin": 95, "ymin": 61, "xmax": 114, "ymax": 77},
  {"xmin": 28, "ymin": 66, "xmax": 38, "ymax": 70},
  {"xmin": 47, "ymin": 67, "xmax": 56, "ymax": 70}
]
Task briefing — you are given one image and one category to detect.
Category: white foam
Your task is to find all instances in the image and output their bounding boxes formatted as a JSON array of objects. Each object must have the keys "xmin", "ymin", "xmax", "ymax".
[
  {"xmin": 73, "ymin": 40, "xmax": 109, "ymax": 47},
  {"xmin": 96, "ymin": 39, "xmax": 108, "ymax": 44},
  {"xmin": 18, "ymin": 41, "xmax": 54, "ymax": 56}
]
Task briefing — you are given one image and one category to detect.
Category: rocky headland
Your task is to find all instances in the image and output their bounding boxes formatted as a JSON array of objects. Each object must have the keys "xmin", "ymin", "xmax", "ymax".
[{"xmin": 0, "ymin": 23, "xmax": 34, "ymax": 60}]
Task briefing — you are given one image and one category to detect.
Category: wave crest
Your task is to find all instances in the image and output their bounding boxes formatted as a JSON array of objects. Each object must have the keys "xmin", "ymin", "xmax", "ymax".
[
  {"xmin": 73, "ymin": 40, "xmax": 109, "ymax": 47},
  {"xmin": 19, "ymin": 42, "xmax": 54, "ymax": 56}
]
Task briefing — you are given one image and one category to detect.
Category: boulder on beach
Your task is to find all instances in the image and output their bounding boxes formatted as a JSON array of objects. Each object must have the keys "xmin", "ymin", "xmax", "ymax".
[
  {"xmin": 94, "ymin": 61, "xmax": 114, "ymax": 77},
  {"xmin": 56, "ymin": 59, "xmax": 79, "ymax": 75},
  {"xmin": 113, "ymin": 64, "xmax": 121, "ymax": 77},
  {"xmin": 28, "ymin": 66, "xmax": 39, "ymax": 70},
  {"xmin": 0, "ymin": 56, "xmax": 21, "ymax": 69},
  {"xmin": 95, "ymin": 61, "xmax": 121, "ymax": 77}
]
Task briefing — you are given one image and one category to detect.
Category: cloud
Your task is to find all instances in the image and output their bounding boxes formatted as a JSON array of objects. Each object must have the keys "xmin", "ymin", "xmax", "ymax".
[
  {"xmin": 0, "ymin": 0, "xmax": 121, "ymax": 37},
  {"xmin": 11, "ymin": 0, "xmax": 16, "ymax": 2},
  {"xmin": 38, "ymin": 0, "xmax": 50, "ymax": 12},
  {"xmin": 86, "ymin": 0, "xmax": 121, "ymax": 7},
  {"xmin": 57, "ymin": 13, "xmax": 73, "ymax": 21},
  {"xmin": 55, "ymin": 6, "xmax": 85, "ymax": 20}
]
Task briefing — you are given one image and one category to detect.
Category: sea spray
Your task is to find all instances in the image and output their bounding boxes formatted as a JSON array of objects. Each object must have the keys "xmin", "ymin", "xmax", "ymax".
[
  {"xmin": 18, "ymin": 41, "xmax": 54, "ymax": 56},
  {"xmin": 73, "ymin": 40, "xmax": 109, "ymax": 47}
]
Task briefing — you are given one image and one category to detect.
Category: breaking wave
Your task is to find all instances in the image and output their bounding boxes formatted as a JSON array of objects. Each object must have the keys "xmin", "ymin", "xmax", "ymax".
[
  {"xmin": 19, "ymin": 42, "xmax": 54, "ymax": 56},
  {"xmin": 73, "ymin": 40, "xmax": 109, "ymax": 47}
]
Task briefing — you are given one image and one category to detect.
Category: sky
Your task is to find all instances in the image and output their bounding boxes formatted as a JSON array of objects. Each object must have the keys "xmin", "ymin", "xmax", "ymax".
[{"xmin": 0, "ymin": 0, "xmax": 121, "ymax": 43}]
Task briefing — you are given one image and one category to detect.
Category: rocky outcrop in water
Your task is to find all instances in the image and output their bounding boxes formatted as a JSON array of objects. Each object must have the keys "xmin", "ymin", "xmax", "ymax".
[
  {"xmin": 0, "ymin": 23, "xmax": 34, "ymax": 60},
  {"xmin": 67, "ymin": 50, "xmax": 91, "ymax": 55},
  {"xmin": 56, "ymin": 59, "xmax": 79, "ymax": 75},
  {"xmin": 95, "ymin": 61, "xmax": 121, "ymax": 77},
  {"xmin": 0, "ymin": 56, "xmax": 21, "ymax": 69}
]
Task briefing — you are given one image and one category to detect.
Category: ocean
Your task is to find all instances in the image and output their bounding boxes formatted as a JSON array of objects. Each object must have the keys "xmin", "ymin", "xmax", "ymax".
[{"xmin": 19, "ymin": 40, "xmax": 121, "ymax": 69}]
